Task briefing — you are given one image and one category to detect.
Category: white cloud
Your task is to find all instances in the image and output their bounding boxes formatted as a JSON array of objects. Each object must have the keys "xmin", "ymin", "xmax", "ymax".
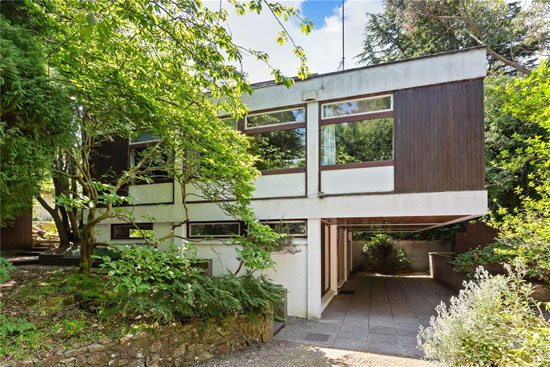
[{"xmin": 204, "ymin": 0, "xmax": 383, "ymax": 83}]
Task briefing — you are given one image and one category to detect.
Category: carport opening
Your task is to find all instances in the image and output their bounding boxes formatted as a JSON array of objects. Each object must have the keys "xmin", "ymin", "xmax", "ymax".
[{"xmin": 319, "ymin": 216, "xmax": 473, "ymax": 316}]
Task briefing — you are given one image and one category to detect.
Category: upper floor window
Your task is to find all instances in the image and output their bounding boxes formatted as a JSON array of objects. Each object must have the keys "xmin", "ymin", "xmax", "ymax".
[
  {"xmin": 320, "ymin": 95, "xmax": 394, "ymax": 168},
  {"xmin": 129, "ymin": 133, "xmax": 172, "ymax": 183},
  {"xmin": 221, "ymin": 117, "xmax": 238, "ymax": 130},
  {"xmin": 322, "ymin": 95, "xmax": 392, "ymax": 119},
  {"xmin": 246, "ymin": 107, "xmax": 305, "ymax": 129},
  {"xmin": 245, "ymin": 106, "xmax": 306, "ymax": 173}
]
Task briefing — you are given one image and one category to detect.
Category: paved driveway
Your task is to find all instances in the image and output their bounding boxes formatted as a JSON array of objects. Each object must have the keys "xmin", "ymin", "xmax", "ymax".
[{"xmin": 274, "ymin": 272, "xmax": 455, "ymax": 358}]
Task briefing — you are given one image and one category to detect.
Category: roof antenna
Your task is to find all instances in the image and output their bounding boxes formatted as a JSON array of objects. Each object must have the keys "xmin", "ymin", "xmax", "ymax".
[{"xmin": 341, "ymin": 0, "xmax": 345, "ymax": 70}]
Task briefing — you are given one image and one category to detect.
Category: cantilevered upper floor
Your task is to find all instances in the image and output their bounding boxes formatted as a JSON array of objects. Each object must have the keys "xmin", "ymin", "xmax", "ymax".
[{"xmin": 90, "ymin": 47, "xmax": 488, "ymax": 233}]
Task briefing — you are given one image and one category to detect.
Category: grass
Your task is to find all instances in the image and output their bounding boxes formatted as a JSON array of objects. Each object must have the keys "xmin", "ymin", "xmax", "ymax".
[{"xmin": 0, "ymin": 266, "xmax": 134, "ymax": 361}]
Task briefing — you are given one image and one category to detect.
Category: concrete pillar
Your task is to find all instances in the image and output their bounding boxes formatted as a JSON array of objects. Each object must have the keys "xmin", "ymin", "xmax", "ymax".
[
  {"xmin": 306, "ymin": 101, "xmax": 319, "ymax": 198},
  {"xmin": 307, "ymin": 218, "xmax": 321, "ymax": 319},
  {"xmin": 330, "ymin": 224, "xmax": 338, "ymax": 292}
]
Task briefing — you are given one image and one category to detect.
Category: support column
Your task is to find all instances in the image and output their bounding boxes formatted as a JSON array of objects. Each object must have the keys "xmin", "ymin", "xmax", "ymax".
[
  {"xmin": 306, "ymin": 101, "xmax": 319, "ymax": 198},
  {"xmin": 307, "ymin": 218, "xmax": 321, "ymax": 319},
  {"xmin": 330, "ymin": 224, "xmax": 338, "ymax": 292}
]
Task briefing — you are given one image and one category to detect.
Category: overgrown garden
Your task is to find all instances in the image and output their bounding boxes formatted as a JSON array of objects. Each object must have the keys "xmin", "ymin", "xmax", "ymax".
[{"xmin": 0, "ymin": 0, "xmax": 312, "ymax": 361}]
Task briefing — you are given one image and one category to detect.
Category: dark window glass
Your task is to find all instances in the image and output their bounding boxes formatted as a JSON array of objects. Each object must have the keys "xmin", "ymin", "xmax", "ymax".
[
  {"xmin": 189, "ymin": 222, "xmax": 241, "ymax": 238},
  {"xmin": 247, "ymin": 108, "xmax": 304, "ymax": 128},
  {"xmin": 249, "ymin": 128, "xmax": 306, "ymax": 170},
  {"xmin": 221, "ymin": 118, "xmax": 238, "ymax": 130},
  {"xmin": 130, "ymin": 133, "xmax": 160, "ymax": 144},
  {"xmin": 321, "ymin": 118, "xmax": 393, "ymax": 165},
  {"xmin": 264, "ymin": 221, "xmax": 307, "ymax": 236},
  {"xmin": 322, "ymin": 95, "xmax": 391, "ymax": 119},
  {"xmin": 129, "ymin": 146, "xmax": 171, "ymax": 180},
  {"xmin": 112, "ymin": 223, "xmax": 153, "ymax": 239}
]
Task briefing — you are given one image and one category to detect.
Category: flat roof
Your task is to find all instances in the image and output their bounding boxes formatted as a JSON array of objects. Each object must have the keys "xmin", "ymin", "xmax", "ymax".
[{"xmin": 250, "ymin": 46, "xmax": 487, "ymax": 90}]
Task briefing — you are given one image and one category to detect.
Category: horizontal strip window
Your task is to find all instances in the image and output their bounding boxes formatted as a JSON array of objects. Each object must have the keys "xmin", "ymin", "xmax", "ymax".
[
  {"xmin": 321, "ymin": 118, "xmax": 394, "ymax": 166},
  {"xmin": 221, "ymin": 117, "xmax": 238, "ymax": 130},
  {"xmin": 246, "ymin": 107, "xmax": 305, "ymax": 130},
  {"xmin": 321, "ymin": 95, "xmax": 392, "ymax": 120},
  {"xmin": 111, "ymin": 223, "xmax": 153, "ymax": 240},
  {"xmin": 188, "ymin": 222, "xmax": 242, "ymax": 238},
  {"xmin": 249, "ymin": 128, "xmax": 306, "ymax": 171},
  {"xmin": 262, "ymin": 220, "xmax": 307, "ymax": 237},
  {"xmin": 130, "ymin": 132, "xmax": 160, "ymax": 145}
]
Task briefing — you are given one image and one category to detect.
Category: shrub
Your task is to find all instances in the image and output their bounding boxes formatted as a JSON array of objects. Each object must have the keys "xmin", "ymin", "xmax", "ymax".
[
  {"xmin": 97, "ymin": 246, "xmax": 284, "ymax": 323},
  {"xmin": 454, "ymin": 240, "xmax": 550, "ymax": 283},
  {"xmin": 0, "ymin": 257, "xmax": 15, "ymax": 283},
  {"xmin": 418, "ymin": 261, "xmax": 550, "ymax": 367},
  {"xmin": 362, "ymin": 234, "xmax": 412, "ymax": 274}
]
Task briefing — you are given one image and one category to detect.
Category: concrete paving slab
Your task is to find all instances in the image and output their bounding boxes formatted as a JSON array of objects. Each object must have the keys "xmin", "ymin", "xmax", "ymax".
[{"xmin": 274, "ymin": 272, "xmax": 454, "ymax": 358}]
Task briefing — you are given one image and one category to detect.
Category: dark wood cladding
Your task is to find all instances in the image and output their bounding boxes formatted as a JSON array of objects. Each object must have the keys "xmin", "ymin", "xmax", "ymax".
[
  {"xmin": 90, "ymin": 136, "xmax": 129, "ymax": 184},
  {"xmin": 394, "ymin": 79, "xmax": 485, "ymax": 193},
  {"xmin": 1, "ymin": 212, "xmax": 32, "ymax": 251}
]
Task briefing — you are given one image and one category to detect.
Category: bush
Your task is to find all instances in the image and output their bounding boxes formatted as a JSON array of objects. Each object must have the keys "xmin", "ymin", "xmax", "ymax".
[
  {"xmin": 418, "ymin": 261, "xmax": 550, "ymax": 367},
  {"xmin": 362, "ymin": 234, "xmax": 412, "ymax": 274},
  {"xmin": 454, "ymin": 241, "xmax": 550, "ymax": 283},
  {"xmin": 97, "ymin": 246, "xmax": 284, "ymax": 323},
  {"xmin": 0, "ymin": 257, "xmax": 15, "ymax": 283}
]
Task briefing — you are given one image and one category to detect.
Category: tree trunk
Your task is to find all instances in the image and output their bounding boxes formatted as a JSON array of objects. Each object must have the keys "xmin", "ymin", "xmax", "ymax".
[{"xmin": 36, "ymin": 195, "xmax": 71, "ymax": 247}]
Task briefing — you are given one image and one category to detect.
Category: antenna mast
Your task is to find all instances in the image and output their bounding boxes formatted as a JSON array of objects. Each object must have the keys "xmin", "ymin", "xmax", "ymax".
[{"xmin": 341, "ymin": 0, "xmax": 345, "ymax": 70}]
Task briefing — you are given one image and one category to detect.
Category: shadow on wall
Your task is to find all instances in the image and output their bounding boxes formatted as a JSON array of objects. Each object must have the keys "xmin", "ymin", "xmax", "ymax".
[{"xmin": 351, "ymin": 239, "xmax": 452, "ymax": 273}]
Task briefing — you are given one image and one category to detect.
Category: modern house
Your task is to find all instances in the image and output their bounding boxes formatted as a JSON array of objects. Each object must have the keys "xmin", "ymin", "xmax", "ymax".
[{"xmin": 92, "ymin": 47, "xmax": 488, "ymax": 319}]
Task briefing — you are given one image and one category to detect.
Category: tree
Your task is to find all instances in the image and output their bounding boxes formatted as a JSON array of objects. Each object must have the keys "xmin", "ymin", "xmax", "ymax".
[
  {"xmin": 19, "ymin": 0, "xmax": 312, "ymax": 273},
  {"xmin": 0, "ymin": 15, "xmax": 73, "ymax": 225},
  {"xmin": 358, "ymin": 0, "xmax": 549, "ymax": 75}
]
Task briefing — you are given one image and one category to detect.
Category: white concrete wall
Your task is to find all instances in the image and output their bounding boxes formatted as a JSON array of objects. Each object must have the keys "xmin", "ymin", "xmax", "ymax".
[
  {"xmin": 128, "ymin": 183, "xmax": 173, "ymax": 205},
  {"xmin": 321, "ymin": 166, "xmax": 394, "ymax": 194},
  {"xmin": 240, "ymin": 48, "xmax": 487, "ymax": 111},
  {"xmin": 192, "ymin": 241, "xmax": 308, "ymax": 318},
  {"xmin": 253, "ymin": 173, "xmax": 306, "ymax": 198}
]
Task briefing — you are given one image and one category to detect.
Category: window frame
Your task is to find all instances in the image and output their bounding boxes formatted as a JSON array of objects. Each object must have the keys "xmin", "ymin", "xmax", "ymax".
[
  {"xmin": 128, "ymin": 139, "xmax": 174, "ymax": 184},
  {"xmin": 321, "ymin": 94, "xmax": 393, "ymax": 121},
  {"xmin": 111, "ymin": 223, "xmax": 154, "ymax": 240},
  {"xmin": 243, "ymin": 104, "xmax": 307, "ymax": 174},
  {"xmin": 319, "ymin": 93, "xmax": 395, "ymax": 171},
  {"xmin": 187, "ymin": 221, "xmax": 243, "ymax": 239},
  {"xmin": 245, "ymin": 106, "xmax": 306, "ymax": 131}
]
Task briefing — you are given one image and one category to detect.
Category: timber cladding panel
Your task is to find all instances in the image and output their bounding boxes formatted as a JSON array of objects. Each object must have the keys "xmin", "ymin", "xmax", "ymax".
[{"xmin": 393, "ymin": 79, "xmax": 485, "ymax": 193}]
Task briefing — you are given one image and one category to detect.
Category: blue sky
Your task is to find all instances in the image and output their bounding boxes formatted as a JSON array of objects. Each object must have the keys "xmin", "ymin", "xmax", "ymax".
[{"xmin": 301, "ymin": 0, "xmax": 342, "ymax": 29}]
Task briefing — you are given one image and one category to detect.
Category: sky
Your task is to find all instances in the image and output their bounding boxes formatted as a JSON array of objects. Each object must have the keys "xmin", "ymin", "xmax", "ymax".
[{"xmin": 204, "ymin": 0, "xmax": 384, "ymax": 83}]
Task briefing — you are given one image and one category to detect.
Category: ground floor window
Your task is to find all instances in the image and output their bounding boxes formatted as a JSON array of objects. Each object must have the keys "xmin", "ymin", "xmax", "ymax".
[
  {"xmin": 262, "ymin": 220, "xmax": 307, "ymax": 237},
  {"xmin": 188, "ymin": 222, "xmax": 242, "ymax": 238},
  {"xmin": 111, "ymin": 223, "xmax": 153, "ymax": 240}
]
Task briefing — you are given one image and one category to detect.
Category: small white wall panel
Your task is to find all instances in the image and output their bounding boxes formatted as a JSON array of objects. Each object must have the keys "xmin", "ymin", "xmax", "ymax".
[
  {"xmin": 253, "ymin": 173, "xmax": 306, "ymax": 198},
  {"xmin": 128, "ymin": 182, "xmax": 173, "ymax": 205},
  {"xmin": 321, "ymin": 166, "xmax": 394, "ymax": 195}
]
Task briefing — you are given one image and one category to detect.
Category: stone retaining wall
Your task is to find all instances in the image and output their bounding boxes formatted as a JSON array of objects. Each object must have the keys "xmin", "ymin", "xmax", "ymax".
[
  {"xmin": 429, "ymin": 252, "xmax": 550, "ymax": 302},
  {"xmin": 3, "ymin": 314, "xmax": 272, "ymax": 367}
]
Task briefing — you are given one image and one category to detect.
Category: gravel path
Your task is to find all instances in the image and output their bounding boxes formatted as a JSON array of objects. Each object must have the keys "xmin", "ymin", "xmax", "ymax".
[{"xmin": 197, "ymin": 340, "xmax": 435, "ymax": 367}]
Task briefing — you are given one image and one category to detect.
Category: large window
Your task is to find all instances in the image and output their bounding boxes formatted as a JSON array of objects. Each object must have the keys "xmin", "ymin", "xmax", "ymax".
[
  {"xmin": 320, "ymin": 95, "xmax": 394, "ymax": 168},
  {"xmin": 188, "ymin": 222, "xmax": 242, "ymax": 238},
  {"xmin": 249, "ymin": 128, "xmax": 306, "ymax": 171},
  {"xmin": 245, "ymin": 106, "xmax": 306, "ymax": 173},
  {"xmin": 111, "ymin": 223, "xmax": 153, "ymax": 240},
  {"xmin": 129, "ymin": 134, "xmax": 172, "ymax": 183}
]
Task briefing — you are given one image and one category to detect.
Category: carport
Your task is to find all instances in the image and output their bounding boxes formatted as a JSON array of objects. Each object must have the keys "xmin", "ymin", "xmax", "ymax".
[{"xmin": 274, "ymin": 272, "xmax": 454, "ymax": 358}]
